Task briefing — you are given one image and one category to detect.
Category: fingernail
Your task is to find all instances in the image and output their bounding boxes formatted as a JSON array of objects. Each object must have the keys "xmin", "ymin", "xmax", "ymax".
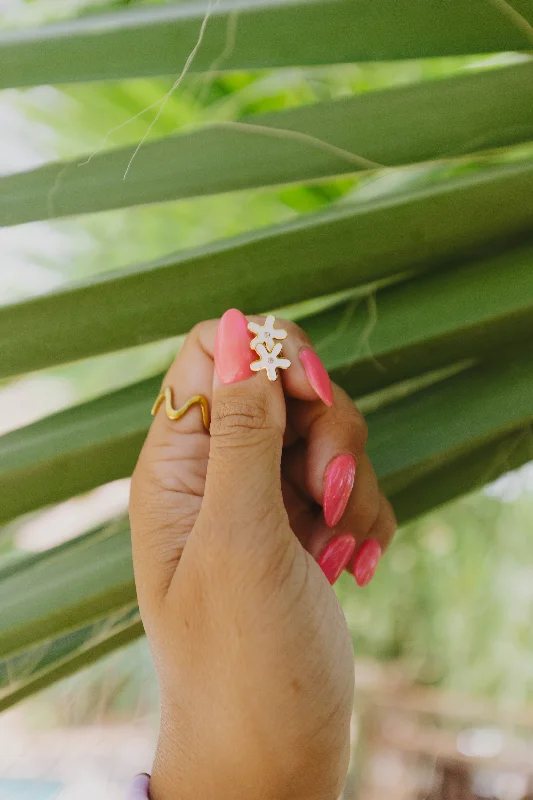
[
  {"xmin": 353, "ymin": 539, "xmax": 381, "ymax": 587},
  {"xmin": 323, "ymin": 454, "xmax": 357, "ymax": 528},
  {"xmin": 318, "ymin": 533, "xmax": 356, "ymax": 585},
  {"xmin": 299, "ymin": 348, "xmax": 333, "ymax": 407},
  {"xmin": 215, "ymin": 309, "xmax": 254, "ymax": 385}
]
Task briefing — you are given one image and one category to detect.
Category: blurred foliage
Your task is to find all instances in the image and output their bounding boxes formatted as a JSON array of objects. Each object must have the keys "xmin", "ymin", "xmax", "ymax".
[{"xmin": 338, "ymin": 477, "xmax": 533, "ymax": 705}]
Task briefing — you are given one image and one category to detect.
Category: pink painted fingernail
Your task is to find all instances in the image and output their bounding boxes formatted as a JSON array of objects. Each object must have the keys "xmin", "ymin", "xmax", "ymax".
[
  {"xmin": 323, "ymin": 454, "xmax": 357, "ymax": 528},
  {"xmin": 318, "ymin": 533, "xmax": 356, "ymax": 585},
  {"xmin": 214, "ymin": 309, "xmax": 254, "ymax": 385},
  {"xmin": 353, "ymin": 539, "xmax": 381, "ymax": 587},
  {"xmin": 299, "ymin": 348, "xmax": 333, "ymax": 407}
]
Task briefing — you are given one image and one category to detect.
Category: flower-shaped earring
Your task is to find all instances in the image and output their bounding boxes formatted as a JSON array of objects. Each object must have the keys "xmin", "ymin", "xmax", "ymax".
[
  {"xmin": 250, "ymin": 342, "xmax": 291, "ymax": 382},
  {"xmin": 248, "ymin": 316, "xmax": 291, "ymax": 382},
  {"xmin": 248, "ymin": 315, "xmax": 288, "ymax": 351}
]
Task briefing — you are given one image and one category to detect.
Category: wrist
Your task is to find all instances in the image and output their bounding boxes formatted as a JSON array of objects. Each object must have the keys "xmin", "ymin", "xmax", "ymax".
[
  {"xmin": 150, "ymin": 685, "xmax": 350, "ymax": 800},
  {"xmin": 149, "ymin": 741, "xmax": 343, "ymax": 800},
  {"xmin": 149, "ymin": 730, "xmax": 300, "ymax": 800},
  {"xmin": 150, "ymin": 709, "xmax": 278, "ymax": 800},
  {"xmin": 149, "ymin": 753, "xmax": 281, "ymax": 800}
]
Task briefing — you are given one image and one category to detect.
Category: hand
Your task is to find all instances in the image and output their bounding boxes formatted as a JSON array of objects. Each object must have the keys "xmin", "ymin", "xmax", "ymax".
[{"xmin": 129, "ymin": 309, "xmax": 396, "ymax": 800}]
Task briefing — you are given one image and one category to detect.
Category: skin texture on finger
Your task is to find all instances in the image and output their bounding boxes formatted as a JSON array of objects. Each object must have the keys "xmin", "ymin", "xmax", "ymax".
[
  {"xmin": 337, "ymin": 453, "xmax": 380, "ymax": 539},
  {"xmin": 357, "ymin": 493, "xmax": 397, "ymax": 556},
  {"xmin": 374, "ymin": 494, "xmax": 397, "ymax": 553},
  {"xmin": 130, "ymin": 320, "xmax": 218, "ymax": 608},
  {"xmin": 281, "ymin": 478, "xmax": 317, "ymax": 550}
]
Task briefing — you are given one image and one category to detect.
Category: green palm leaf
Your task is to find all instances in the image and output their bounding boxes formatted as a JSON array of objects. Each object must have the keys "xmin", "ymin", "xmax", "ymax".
[
  {"xmin": 2, "ymin": 159, "xmax": 533, "ymax": 380},
  {"xmin": 1, "ymin": 0, "xmax": 532, "ymax": 89},
  {"xmin": 2, "ymin": 239, "xmax": 533, "ymax": 525},
  {"xmin": 3, "ymin": 62, "xmax": 533, "ymax": 226}
]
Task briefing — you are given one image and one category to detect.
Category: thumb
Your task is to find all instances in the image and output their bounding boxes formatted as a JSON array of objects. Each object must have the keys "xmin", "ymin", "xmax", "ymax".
[{"xmin": 200, "ymin": 309, "xmax": 290, "ymax": 546}]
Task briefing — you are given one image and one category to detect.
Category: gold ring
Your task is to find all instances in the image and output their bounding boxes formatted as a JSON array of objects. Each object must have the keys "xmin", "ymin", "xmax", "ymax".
[{"xmin": 151, "ymin": 388, "xmax": 210, "ymax": 431}]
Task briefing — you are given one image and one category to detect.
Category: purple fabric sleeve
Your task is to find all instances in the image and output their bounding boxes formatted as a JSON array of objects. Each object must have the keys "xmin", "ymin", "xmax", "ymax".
[{"xmin": 127, "ymin": 774, "xmax": 150, "ymax": 799}]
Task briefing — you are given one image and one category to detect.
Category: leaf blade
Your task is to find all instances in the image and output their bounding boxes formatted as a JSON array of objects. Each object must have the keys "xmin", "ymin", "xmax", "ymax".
[
  {"xmin": 368, "ymin": 351, "xmax": 533, "ymax": 496},
  {"xmin": 311, "ymin": 240, "xmax": 533, "ymax": 397},
  {"xmin": 3, "ymin": 63, "xmax": 533, "ymax": 226},
  {"xmin": 0, "ymin": 611, "xmax": 142, "ymax": 712},
  {"xmin": 1, "ymin": 0, "xmax": 532, "ymax": 89},
  {"xmin": 2, "ymin": 160, "xmax": 533, "ymax": 379},
  {"xmin": 0, "ymin": 518, "xmax": 136, "ymax": 657},
  {"xmin": 2, "ymin": 238, "xmax": 533, "ymax": 525},
  {"xmin": 391, "ymin": 426, "xmax": 533, "ymax": 525}
]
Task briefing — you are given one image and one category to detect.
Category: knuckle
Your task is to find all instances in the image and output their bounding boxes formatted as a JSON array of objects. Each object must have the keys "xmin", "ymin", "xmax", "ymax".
[
  {"xmin": 139, "ymin": 447, "xmax": 204, "ymax": 500},
  {"xmin": 156, "ymin": 409, "xmax": 190, "ymax": 441},
  {"xmin": 129, "ymin": 445, "xmax": 203, "ymax": 532},
  {"xmin": 189, "ymin": 319, "xmax": 211, "ymax": 340},
  {"xmin": 210, "ymin": 395, "xmax": 278, "ymax": 438},
  {"xmin": 285, "ymin": 318, "xmax": 313, "ymax": 347},
  {"xmin": 332, "ymin": 392, "xmax": 369, "ymax": 451}
]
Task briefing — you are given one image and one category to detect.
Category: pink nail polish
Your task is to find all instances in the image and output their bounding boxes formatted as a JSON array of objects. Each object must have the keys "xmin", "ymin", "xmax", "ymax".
[
  {"xmin": 215, "ymin": 309, "xmax": 254, "ymax": 385},
  {"xmin": 299, "ymin": 348, "xmax": 333, "ymax": 407},
  {"xmin": 323, "ymin": 454, "xmax": 356, "ymax": 528},
  {"xmin": 318, "ymin": 533, "xmax": 356, "ymax": 585},
  {"xmin": 353, "ymin": 539, "xmax": 381, "ymax": 587}
]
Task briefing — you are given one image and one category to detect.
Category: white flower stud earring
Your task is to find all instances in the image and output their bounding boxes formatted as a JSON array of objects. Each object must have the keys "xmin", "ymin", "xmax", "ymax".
[
  {"xmin": 247, "ymin": 315, "xmax": 291, "ymax": 382},
  {"xmin": 248, "ymin": 315, "xmax": 288, "ymax": 352},
  {"xmin": 250, "ymin": 342, "xmax": 291, "ymax": 382}
]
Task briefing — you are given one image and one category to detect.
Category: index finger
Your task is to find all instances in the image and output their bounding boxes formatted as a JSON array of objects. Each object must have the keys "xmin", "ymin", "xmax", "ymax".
[{"xmin": 130, "ymin": 320, "xmax": 219, "ymax": 609}]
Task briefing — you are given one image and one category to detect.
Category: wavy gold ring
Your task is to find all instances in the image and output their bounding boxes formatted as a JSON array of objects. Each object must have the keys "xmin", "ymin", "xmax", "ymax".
[{"xmin": 151, "ymin": 387, "xmax": 210, "ymax": 432}]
